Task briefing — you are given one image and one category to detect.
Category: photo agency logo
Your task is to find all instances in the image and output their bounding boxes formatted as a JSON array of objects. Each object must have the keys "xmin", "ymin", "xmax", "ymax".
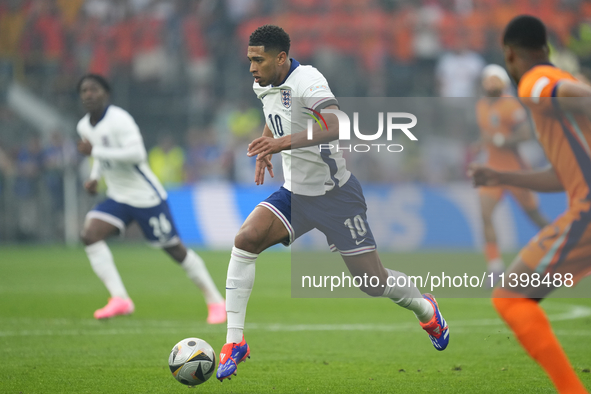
[{"xmin": 304, "ymin": 108, "xmax": 418, "ymax": 152}]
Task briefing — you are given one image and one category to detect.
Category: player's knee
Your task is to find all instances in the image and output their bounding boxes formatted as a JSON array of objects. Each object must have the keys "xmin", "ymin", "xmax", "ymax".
[
  {"xmin": 165, "ymin": 244, "xmax": 187, "ymax": 263},
  {"xmin": 234, "ymin": 228, "xmax": 264, "ymax": 254},
  {"xmin": 80, "ymin": 229, "xmax": 101, "ymax": 246}
]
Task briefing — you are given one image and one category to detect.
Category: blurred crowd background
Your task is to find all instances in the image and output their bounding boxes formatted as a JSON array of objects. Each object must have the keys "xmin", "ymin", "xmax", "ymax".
[{"xmin": 0, "ymin": 0, "xmax": 590, "ymax": 243}]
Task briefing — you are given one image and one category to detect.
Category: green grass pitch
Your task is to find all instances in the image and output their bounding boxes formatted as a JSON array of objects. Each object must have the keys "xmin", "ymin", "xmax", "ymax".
[{"xmin": 1, "ymin": 245, "xmax": 590, "ymax": 393}]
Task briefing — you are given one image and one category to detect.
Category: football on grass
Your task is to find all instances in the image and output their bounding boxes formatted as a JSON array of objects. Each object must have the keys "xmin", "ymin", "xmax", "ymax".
[{"xmin": 169, "ymin": 338, "xmax": 216, "ymax": 386}]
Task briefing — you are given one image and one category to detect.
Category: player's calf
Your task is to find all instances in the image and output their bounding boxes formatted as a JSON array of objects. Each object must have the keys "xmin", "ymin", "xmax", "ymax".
[{"xmin": 357, "ymin": 283, "xmax": 385, "ymax": 297}]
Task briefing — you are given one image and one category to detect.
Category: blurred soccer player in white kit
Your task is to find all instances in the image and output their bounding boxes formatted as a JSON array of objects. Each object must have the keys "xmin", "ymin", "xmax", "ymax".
[{"xmin": 76, "ymin": 74, "xmax": 225, "ymax": 323}]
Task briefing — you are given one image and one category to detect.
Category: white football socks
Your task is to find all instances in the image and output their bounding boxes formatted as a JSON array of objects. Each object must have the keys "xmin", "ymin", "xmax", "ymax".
[
  {"xmin": 85, "ymin": 240, "xmax": 129, "ymax": 299},
  {"xmin": 382, "ymin": 268, "xmax": 434, "ymax": 323},
  {"xmin": 181, "ymin": 249, "xmax": 224, "ymax": 305},
  {"xmin": 226, "ymin": 246, "xmax": 257, "ymax": 344}
]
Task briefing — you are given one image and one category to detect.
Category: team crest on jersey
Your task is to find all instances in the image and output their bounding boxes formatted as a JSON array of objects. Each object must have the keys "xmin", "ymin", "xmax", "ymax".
[{"xmin": 281, "ymin": 89, "xmax": 292, "ymax": 109}]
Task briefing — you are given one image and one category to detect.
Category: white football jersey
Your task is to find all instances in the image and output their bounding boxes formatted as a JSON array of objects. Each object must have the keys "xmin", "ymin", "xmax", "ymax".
[
  {"xmin": 253, "ymin": 59, "xmax": 350, "ymax": 196},
  {"xmin": 77, "ymin": 105, "xmax": 167, "ymax": 208}
]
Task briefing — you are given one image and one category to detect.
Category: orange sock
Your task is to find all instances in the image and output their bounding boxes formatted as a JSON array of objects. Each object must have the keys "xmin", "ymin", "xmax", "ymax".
[
  {"xmin": 493, "ymin": 290, "xmax": 588, "ymax": 394},
  {"xmin": 485, "ymin": 242, "xmax": 500, "ymax": 262}
]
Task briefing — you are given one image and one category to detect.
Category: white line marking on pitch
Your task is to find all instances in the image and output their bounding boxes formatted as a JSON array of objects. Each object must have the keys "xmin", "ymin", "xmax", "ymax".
[{"xmin": 0, "ymin": 303, "xmax": 589, "ymax": 337}]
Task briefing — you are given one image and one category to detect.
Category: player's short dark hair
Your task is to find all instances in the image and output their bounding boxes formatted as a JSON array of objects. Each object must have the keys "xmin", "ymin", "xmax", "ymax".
[
  {"xmin": 249, "ymin": 25, "xmax": 290, "ymax": 55},
  {"xmin": 503, "ymin": 15, "xmax": 547, "ymax": 50},
  {"xmin": 77, "ymin": 74, "xmax": 111, "ymax": 93}
]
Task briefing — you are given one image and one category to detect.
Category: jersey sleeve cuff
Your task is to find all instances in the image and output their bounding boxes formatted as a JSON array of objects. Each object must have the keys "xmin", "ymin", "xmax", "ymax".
[{"xmin": 312, "ymin": 97, "xmax": 339, "ymax": 111}]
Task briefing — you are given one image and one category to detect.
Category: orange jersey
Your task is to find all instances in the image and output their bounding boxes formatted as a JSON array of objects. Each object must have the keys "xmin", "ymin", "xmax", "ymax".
[
  {"xmin": 475, "ymin": 96, "xmax": 528, "ymax": 170},
  {"xmin": 518, "ymin": 65, "xmax": 591, "ymax": 207}
]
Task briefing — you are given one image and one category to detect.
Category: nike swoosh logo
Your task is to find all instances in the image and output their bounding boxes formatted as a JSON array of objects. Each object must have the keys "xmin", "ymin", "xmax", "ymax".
[{"xmin": 355, "ymin": 238, "xmax": 367, "ymax": 245}]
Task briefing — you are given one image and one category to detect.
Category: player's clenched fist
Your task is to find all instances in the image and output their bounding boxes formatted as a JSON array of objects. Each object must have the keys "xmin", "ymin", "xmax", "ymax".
[{"xmin": 467, "ymin": 163, "xmax": 503, "ymax": 187}]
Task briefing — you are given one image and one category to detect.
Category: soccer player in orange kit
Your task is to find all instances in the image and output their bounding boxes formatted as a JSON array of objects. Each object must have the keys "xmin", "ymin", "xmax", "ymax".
[{"xmin": 469, "ymin": 15, "xmax": 591, "ymax": 394}]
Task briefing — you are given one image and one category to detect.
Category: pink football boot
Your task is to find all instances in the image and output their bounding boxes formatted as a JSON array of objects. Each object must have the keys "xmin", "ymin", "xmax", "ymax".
[
  {"xmin": 94, "ymin": 297, "xmax": 135, "ymax": 319},
  {"xmin": 206, "ymin": 301, "xmax": 226, "ymax": 324}
]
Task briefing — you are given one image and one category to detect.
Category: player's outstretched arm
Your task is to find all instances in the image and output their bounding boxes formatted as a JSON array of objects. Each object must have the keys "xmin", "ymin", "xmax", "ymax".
[
  {"xmin": 468, "ymin": 163, "xmax": 564, "ymax": 192},
  {"xmin": 247, "ymin": 105, "xmax": 340, "ymax": 158}
]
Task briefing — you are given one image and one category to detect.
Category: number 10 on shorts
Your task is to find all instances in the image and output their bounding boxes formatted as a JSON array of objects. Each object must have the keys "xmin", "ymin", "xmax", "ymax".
[{"xmin": 344, "ymin": 215, "xmax": 368, "ymax": 241}]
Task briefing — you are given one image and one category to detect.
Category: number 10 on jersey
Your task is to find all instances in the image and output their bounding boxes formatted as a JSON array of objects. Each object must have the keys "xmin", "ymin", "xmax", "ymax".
[{"xmin": 268, "ymin": 114, "xmax": 284, "ymax": 137}]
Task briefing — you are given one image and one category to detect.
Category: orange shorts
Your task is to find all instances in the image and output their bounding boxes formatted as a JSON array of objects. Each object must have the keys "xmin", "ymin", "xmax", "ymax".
[
  {"xmin": 519, "ymin": 201, "xmax": 591, "ymax": 285},
  {"xmin": 479, "ymin": 185, "xmax": 539, "ymax": 211}
]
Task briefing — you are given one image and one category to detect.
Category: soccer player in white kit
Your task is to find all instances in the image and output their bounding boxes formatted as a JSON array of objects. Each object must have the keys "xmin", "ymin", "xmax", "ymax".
[
  {"xmin": 216, "ymin": 25, "xmax": 450, "ymax": 381},
  {"xmin": 76, "ymin": 74, "xmax": 225, "ymax": 323}
]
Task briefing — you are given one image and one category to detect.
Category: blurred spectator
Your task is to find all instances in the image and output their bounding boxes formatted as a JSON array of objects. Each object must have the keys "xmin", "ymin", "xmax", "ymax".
[
  {"xmin": 148, "ymin": 133, "xmax": 185, "ymax": 188},
  {"xmin": 0, "ymin": 1, "xmax": 28, "ymax": 59},
  {"xmin": 29, "ymin": 1, "xmax": 66, "ymax": 61},
  {"xmin": 132, "ymin": 3, "xmax": 167, "ymax": 81},
  {"xmin": 0, "ymin": 0, "xmax": 28, "ymax": 86},
  {"xmin": 414, "ymin": 1, "xmax": 443, "ymax": 60},
  {"xmin": 435, "ymin": 31, "xmax": 485, "ymax": 97},
  {"xmin": 109, "ymin": 3, "xmax": 135, "ymax": 71},
  {"xmin": 183, "ymin": 10, "xmax": 213, "ymax": 87},
  {"xmin": 83, "ymin": 0, "xmax": 112, "ymax": 21},
  {"xmin": 56, "ymin": 0, "xmax": 84, "ymax": 28},
  {"xmin": 14, "ymin": 135, "xmax": 43, "ymax": 240},
  {"xmin": 21, "ymin": 0, "xmax": 67, "ymax": 97}
]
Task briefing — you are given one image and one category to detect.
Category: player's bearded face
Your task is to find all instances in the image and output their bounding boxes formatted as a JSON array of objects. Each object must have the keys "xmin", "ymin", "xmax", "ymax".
[{"xmin": 248, "ymin": 46, "xmax": 281, "ymax": 87}]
